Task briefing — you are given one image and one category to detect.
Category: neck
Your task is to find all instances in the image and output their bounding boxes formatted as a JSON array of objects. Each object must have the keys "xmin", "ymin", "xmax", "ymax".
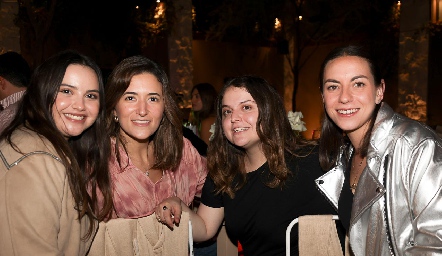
[
  {"xmin": 126, "ymin": 141, "xmax": 150, "ymax": 161},
  {"xmin": 244, "ymin": 146, "xmax": 267, "ymax": 173},
  {"xmin": 346, "ymin": 122, "xmax": 370, "ymax": 153}
]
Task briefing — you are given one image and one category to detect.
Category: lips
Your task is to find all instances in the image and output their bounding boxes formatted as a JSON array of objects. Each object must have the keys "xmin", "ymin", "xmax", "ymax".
[
  {"xmin": 233, "ymin": 127, "xmax": 248, "ymax": 132},
  {"xmin": 64, "ymin": 113, "xmax": 85, "ymax": 121},
  {"xmin": 132, "ymin": 120, "xmax": 150, "ymax": 124},
  {"xmin": 337, "ymin": 108, "xmax": 358, "ymax": 115}
]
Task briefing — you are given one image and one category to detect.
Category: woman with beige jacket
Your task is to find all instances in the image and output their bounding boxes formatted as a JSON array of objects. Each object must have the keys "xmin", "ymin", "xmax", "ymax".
[{"xmin": 0, "ymin": 50, "xmax": 112, "ymax": 255}]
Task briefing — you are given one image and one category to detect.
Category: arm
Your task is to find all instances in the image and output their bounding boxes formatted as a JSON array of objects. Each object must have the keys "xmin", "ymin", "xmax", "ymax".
[
  {"xmin": 1, "ymin": 154, "xmax": 84, "ymax": 255},
  {"xmin": 397, "ymin": 138, "xmax": 442, "ymax": 254},
  {"xmin": 156, "ymin": 196, "xmax": 224, "ymax": 242}
]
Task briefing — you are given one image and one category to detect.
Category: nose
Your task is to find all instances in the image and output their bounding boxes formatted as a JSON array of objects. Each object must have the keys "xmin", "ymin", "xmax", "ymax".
[
  {"xmin": 230, "ymin": 111, "xmax": 241, "ymax": 123},
  {"xmin": 339, "ymin": 86, "xmax": 352, "ymax": 104},
  {"xmin": 72, "ymin": 98, "xmax": 85, "ymax": 111},
  {"xmin": 137, "ymin": 100, "xmax": 148, "ymax": 116}
]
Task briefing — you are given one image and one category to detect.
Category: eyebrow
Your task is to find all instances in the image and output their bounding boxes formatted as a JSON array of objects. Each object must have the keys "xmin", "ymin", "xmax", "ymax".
[
  {"xmin": 60, "ymin": 83, "xmax": 99, "ymax": 93},
  {"xmin": 324, "ymin": 75, "xmax": 369, "ymax": 84},
  {"xmin": 351, "ymin": 75, "xmax": 369, "ymax": 81},
  {"xmin": 123, "ymin": 91, "xmax": 162, "ymax": 96},
  {"xmin": 221, "ymin": 99, "xmax": 256, "ymax": 108}
]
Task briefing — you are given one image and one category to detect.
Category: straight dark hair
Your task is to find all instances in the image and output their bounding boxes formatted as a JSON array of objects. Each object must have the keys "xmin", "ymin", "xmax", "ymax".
[
  {"xmin": 0, "ymin": 50, "xmax": 112, "ymax": 237},
  {"xmin": 318, "ymin": 45, "xmax": 383, "ymax": 171}
]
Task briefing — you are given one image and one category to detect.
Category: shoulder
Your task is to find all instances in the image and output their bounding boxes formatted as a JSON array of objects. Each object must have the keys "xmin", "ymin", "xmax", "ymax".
[
  {"xmin": 201, "ymin": 116, "xmax": 216, "ymax": 127},
  {"xmin": 181, "ymin": 137, "xmax": 207, "ymax": 163},
  {"xmin": 0, "ymin": 127, "xmax": 61, "ymax": 166},
  {"xmin": 286, "ymin": 145, "xmax": 324, "ymax": 177},
  {"xmin": 288, "ymin": 144, "xmax": 320, "ymax": 163},
  {"xmin": 376, "ymin": 111, "xmax": 442, "ymax": 151},
  {"xmin": 1, "ymin": 129, "xmax": 67, "ymax": 191},
  {"xmin": 182, "ymin": 137, "xmax": 207, "ymax": 154}
]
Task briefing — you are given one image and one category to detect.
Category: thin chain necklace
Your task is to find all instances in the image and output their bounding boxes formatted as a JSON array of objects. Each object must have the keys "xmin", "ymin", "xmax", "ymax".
[{"xmin": 350, "ymin": 155, "xmax": 366, "ymax": 193}]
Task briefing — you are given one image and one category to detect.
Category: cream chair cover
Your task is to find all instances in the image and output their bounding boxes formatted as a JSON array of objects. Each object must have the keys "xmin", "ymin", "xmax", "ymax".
[
  {"xmin": 88, "ymin": 212, "xmax": 190, "ymax": 256},
  {"xmin": 286, "ymin": 215, "xmax": 344, "ymax": 256}
]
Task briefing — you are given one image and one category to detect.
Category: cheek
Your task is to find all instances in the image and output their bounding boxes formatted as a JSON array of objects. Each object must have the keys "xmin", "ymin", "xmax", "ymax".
[
  {"xmin": 149, "ymin": 104, "xmax": 165, "ymax": 122},
  {"xmin": 221, "ymin": 119, "xmax": 230, "ymax": 134},
  {"xmin": 88, "ymin": 101, "xmax": 100, "ymax": 116},
  {"xmin": 114, "ymin": 103, "xmax": 129, "ymax": 118},
  {"xmin": 54, "ymin": 97, "xmax": 68, "ymax": 110},
  {"xmin": 51, "ymin": 104, "xmax": 61, "ymax": 121}
]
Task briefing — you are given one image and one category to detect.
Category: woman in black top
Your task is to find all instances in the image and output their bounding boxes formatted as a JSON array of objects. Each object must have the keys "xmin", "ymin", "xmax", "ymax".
[{"xmin": 156, "ymin": 75, "xmax": 342, "ymax": 255}]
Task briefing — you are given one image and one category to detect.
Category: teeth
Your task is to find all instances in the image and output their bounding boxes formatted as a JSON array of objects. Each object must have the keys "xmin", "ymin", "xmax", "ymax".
[
  {"xmin": 337, "ymin": 109, "xmax": 358, "ymax": 115},
  {"xmin": 133, "ymin": 120, "xmax": 149, "ymax": 124},
  {"xmin": 64, "ymin": 113, "xmax": 84, "ymax": 120},
  {"xmin": 233, "ymin": 127, "xmax": 248, "ymax": 132}
]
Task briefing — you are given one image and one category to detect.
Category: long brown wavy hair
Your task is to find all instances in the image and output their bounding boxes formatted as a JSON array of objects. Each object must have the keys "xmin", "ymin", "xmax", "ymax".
[{"xmin": 207, "ymin": 75, "xmax": 313, "ymax": 199}]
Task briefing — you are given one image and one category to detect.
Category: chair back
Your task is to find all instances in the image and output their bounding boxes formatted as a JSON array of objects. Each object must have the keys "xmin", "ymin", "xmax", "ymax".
[{"xmin": 286, "ymin": 215, "xmax": 342, "ymax": 256}]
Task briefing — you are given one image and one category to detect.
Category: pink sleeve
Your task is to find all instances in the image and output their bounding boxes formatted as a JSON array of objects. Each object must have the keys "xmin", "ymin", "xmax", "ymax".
[{"xmin": 174, "ymin": 138, "xmax": 208, "ymax": 206}]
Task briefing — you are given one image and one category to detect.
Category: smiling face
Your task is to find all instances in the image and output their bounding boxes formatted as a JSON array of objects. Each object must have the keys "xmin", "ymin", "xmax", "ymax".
[
  {"xmin": 221, "ymin": 86, "xmax": 261, "ymax": 151},
  {"xmin": 322, "ymin": 55, "xmax": 384, "ymax": 142},
  {"xmin": 114, "ymin": 73, "xmax": 164, "ymax": 144},
  {"xmin": 52, "ymin": 64, "xmax": 100, "ymax": 138}
]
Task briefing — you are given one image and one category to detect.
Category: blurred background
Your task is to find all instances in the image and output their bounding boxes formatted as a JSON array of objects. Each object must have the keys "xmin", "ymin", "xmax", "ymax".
[{"xmin": 1, "ymin": 0, "xmax": 441, "ymax": 138}]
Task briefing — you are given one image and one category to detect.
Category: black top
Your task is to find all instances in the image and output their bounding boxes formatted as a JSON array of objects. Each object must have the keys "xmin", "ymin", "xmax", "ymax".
[
  {"xmin": 201, "ymin": 146, "xmax": 341, "ymax": 255},
  {"xmin": 182, "ymin": 127, "xmax": 208, "ymax": 156},
  {"xmin": 338, "ymin": 154, "xmax": 354, "ymax": 232}
]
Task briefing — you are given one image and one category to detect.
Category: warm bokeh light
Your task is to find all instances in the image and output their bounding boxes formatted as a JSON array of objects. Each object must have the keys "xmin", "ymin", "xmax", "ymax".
[
  {"xmin": 154, "ymin": 2, "xmax": 165, "ymax": 20},
  {"xmin": 274, "ymin": 18, "xmax": 282, "ymax": 32}
]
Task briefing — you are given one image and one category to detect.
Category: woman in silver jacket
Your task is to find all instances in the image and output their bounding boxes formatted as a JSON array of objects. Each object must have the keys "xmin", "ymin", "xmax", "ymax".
[{"xmin": 315, "ymin": 45, "xmax": 442, "ymax": 255}]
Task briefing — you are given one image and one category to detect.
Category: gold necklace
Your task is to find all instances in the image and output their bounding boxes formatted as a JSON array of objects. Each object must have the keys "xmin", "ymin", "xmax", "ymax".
[{"xmin": 350, "ymin": 156, "xmax": 365, "ymax": 193}]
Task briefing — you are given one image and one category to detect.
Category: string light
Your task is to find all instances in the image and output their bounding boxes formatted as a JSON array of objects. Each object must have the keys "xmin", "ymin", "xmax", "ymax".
[{"xmin": 298, "ymin": 15, "xmax": 303, "ymax": 21}]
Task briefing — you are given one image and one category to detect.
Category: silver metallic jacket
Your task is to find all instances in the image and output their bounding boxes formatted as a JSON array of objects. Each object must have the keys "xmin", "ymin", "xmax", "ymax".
[{"xmin": 316, "ymin": 103, "xmax": 442, "ymax": 256}]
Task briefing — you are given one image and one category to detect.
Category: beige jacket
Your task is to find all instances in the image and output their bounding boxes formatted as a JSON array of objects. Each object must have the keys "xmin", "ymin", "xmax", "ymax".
[{"xmin": 0, "ymin": 127, "xmax": 94, "ymax": 256}]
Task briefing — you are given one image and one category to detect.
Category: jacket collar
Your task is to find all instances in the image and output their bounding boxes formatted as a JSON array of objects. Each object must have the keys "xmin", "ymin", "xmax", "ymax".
[{"xmin": 349, "ymin": 103, "xmax": 393, "ymax": 230}]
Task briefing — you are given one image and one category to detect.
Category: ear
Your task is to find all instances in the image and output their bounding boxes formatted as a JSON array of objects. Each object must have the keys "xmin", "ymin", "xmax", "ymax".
[{"xmin": 375, "ymin": 79, "xmax": 385, "ymax": 104}]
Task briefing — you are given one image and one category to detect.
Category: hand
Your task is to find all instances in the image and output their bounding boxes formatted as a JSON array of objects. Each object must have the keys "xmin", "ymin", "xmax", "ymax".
[{"xmin": 155, "ymin": 196, "xmax": 183, "ymax": 229}]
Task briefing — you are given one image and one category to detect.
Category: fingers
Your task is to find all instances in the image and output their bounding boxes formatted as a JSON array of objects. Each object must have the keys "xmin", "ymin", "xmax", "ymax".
[
  {"xmin": 170, "ymin": 204, "xmax": 182, "ymax": 225},
  {"xmin": 156, "ymin": 204, "xmax": 175, "ymax": 228}
]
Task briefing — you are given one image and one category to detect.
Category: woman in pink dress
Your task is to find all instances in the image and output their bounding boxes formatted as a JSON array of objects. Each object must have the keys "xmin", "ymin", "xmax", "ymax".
[{"xmin": 98, "ymin": 55, "xmax": 207, "ymax": 220}]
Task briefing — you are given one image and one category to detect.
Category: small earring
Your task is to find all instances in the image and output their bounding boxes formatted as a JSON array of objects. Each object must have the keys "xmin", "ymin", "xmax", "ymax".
[{"xmin": 114, "ymin": 116, "xmax": 119, "ymax": 122}]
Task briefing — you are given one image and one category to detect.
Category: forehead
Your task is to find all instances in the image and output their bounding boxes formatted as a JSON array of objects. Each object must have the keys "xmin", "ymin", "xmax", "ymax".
[
  {"xmin": 222, "ymin": 86, "xmax": 254, "ymax": 105},
  {"xmin": 324, "ymin": 56, "xmax": 371, "ymax": 77},
  {"xmin": 126, "ymin": 73, "xmax": 163, "ymax": 93},
  {"xmin": 62, "ymin": 64, "xmax": 99, "ymax": 89}
]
